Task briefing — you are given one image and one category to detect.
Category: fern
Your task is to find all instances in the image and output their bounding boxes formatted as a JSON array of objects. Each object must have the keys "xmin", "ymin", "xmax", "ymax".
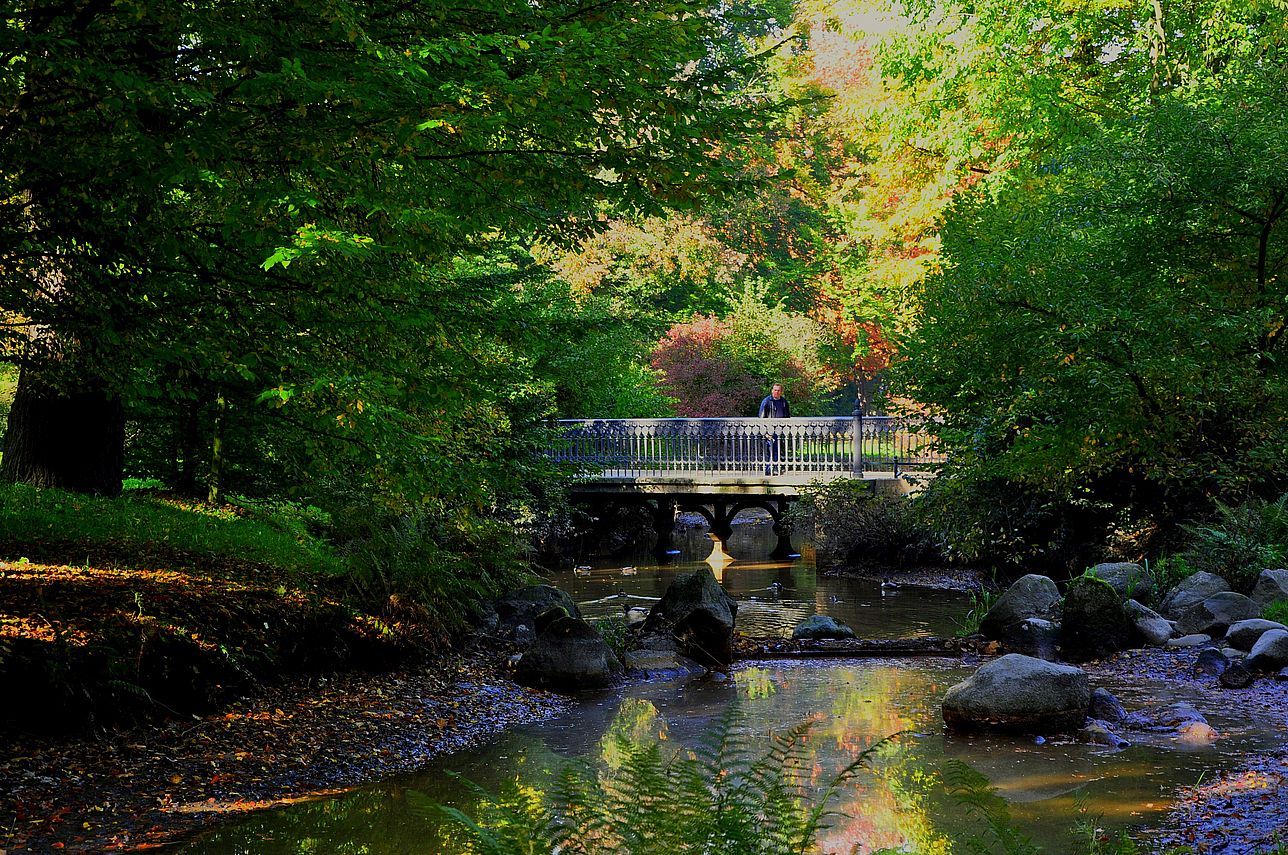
[
  {"xmin": 431, "ymin": 707, "xmax": 890, "ymax": 855},
  {"xmin": 941, "ymin": 759, "xmax": 1041, "ymax": 855}
]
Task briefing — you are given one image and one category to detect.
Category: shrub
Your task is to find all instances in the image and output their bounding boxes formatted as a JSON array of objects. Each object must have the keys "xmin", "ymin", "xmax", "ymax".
[
  {"xmin": 1179, "ymin": 494, "xmax": 1288, "ymax": 593},
  {"xmin": 789, "ymin": 479, "xmax": 943, "ymax": 568},
  {"xmin": 1142, "ymin": 556, "xmax": 1196, "ymax": 604},
  {"xmin": 1264, "ymin": 599, "xmax": 1288, "ymax": 626}
]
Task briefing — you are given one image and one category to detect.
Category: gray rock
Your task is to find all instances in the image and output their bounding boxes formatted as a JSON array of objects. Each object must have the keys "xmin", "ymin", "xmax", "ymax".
[
  {"xmin": 1088, "ymin": 562, "xmax": 1154, "ymax": 603},
  {"xmin": 1080, "ymin": 722, "xmax": 1130, "ymax": 749},
  {"xmin": 516, "ymin": 616, "xmax": 623, "ymax": 691},
  {"xmin": 1150, "ymin": 702, "xmax": 1208, "ymax": 730},
  {"xmin": 1278, "ymin": 667, "xmax": 1288, "ymax": 682},
  {"xmin": 1195, "ymin": 646, "xmax": 1229, "ymax": 677},
  {"xmin": 1125, "ymin": 599, "xmax": 1174, "ymax": 646},
  {"xmin": 493, "ymin": 585, "xmax": 582, "ymax": 644},
  {"xmin": 1089, "ymin": 688, "xmax": 1128, "ymax": 723},
  {"xmin": 1174, "ymin": 592, "xmax": 1261, "ymax": 637},
  {"xmin": 622, "ymin": 649, "xmax": 705, "ymax": 679},
  {"xmin": 1219, "ymin": 661, "xmax": 1254, "ymax": 689},
  {"xmin": 792, "ymin": 614, "xmax": 856, "ymax": 640},
  {"xmin": 1250, "ymin": 569, "xmax": 1288, "ymax": 608},
  {"xmin": 942, "ymin": 654, "xmax": 1090, "ymax": 733},
  {"xmin": 1160, "ymin": 572, "xmax": 1231, "ymax": 619},
  {"xmin": 1061, "ymin": 576, "xmax": 1135, "ymax": 662},
  {"xmin": 1225, "ymin": 619, "xmax": 1288, "ymax": 652},
  {"xmin": 980, "ymin": 575, "xmax": 1062, "ymax": 642},
  {"xmin": 642, "ymin": 567, "xmax": 738, "ymax": 668},
  {"xmin": 1221, "ymin": 647, "xmax": 1246, "ymax": 660},
  {"xmin": 1247, "ymin": 628, "xmax": 1288, "ymax": 672},
  {"xmin": 1004, "ymin": 618, "xmax": 1061, "ymax": 660},
  {"xmin": 1166, "ymin": 633, "xmax": 1213, "ymax": 649}
]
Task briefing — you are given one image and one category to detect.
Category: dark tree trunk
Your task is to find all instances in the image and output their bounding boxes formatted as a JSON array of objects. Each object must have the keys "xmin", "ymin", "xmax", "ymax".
[{"xmin": 0, "ymin": 367, "xmax": 125, "ymax": 496}]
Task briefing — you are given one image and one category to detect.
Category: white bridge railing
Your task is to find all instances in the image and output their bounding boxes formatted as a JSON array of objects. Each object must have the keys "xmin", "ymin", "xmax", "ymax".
[{"xmin": 546, "ymin": 414, "xmax": 943, "ymax": 478}]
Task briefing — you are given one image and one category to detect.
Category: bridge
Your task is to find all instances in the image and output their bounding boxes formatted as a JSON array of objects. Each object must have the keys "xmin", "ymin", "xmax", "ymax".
[{"xmin": 546, "ymin": 408, "xmax": 942, "ymax": 560}]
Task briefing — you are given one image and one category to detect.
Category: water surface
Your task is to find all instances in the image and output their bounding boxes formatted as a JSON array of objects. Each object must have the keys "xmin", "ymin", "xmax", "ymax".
[{"xmin": 176, "ymin": 520, "xmax": 1287, "ymax": 853}]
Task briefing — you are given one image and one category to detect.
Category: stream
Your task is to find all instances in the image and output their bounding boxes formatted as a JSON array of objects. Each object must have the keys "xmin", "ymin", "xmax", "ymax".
[{"xmin": 175, "ymin": 516, "xmax": 1288, "ymax": 854}]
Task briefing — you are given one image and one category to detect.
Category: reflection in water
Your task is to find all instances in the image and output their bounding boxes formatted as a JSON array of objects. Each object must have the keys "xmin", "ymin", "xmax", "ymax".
[
  {"xmin": 553, "ymin": 519, "xmax": 973, "ymax": 639},
  {"xmin": 179, "ymin": 657, "xmax": 1285, "ymax": 855},
  {"xmin": 177, "ymin": 522, "xmax": 1288, "ymax": 854}
]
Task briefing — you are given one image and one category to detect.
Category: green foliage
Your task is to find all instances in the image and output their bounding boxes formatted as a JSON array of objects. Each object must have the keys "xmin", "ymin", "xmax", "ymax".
[
  {"xmin": 590, "ymin": 617, "xmax": 630, "ymax": 662},
  {"xmin": 910, "ymin": 472, "xmax": 1123, "ymax": 576},
  {"xmin": 335, "ymin": 507, "xmax": 531, "ymax": 643},
  {"xmin": 788, "ymin": 478, "xmax": 943, "ymax": 567},
  {"xmin": 1263, "ymin": 599, "xmax": 1288, "ymax": 625},
  {"xmin": 937, "ymin": 760, "xmax": 1041, "ymax": 855},
  {"xmin": 1179, "ymin": 495, "xmax": 1288, "ymax": 593},
  {"xmin": 954, "ymin": 587, "xmax": 999, "ymax": 638},
  {"xmin": 435, "ymin": 709, "xmax": 889, "ymax": 855},
  {"xmin": 0, "ymin": 482, "xmax": 341, "ymax": 577},
  {"xmin": 649, "ymin": 282, "xmax": 846, "ymax": 417}
]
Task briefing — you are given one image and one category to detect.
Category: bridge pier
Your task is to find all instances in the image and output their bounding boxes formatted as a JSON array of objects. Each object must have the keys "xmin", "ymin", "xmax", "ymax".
[
  {"xmin": 651, "ymin": 498, "xmax": 681, "ymax": 562},
  {"xmin": 570, "ymin": 490, "xmax": 801, "ymax": 563}
]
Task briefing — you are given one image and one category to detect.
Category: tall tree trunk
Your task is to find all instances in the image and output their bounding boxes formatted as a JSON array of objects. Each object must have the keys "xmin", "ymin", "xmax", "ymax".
[{"xmin": 0, "ymin": 367, "xmax": 125, "ymax": 496}]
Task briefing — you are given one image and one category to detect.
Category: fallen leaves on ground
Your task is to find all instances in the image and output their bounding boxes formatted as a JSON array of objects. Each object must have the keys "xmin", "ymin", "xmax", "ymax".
[{"xmin": 0, "ymin": 652, "xmax": 569, "ymax": 853}]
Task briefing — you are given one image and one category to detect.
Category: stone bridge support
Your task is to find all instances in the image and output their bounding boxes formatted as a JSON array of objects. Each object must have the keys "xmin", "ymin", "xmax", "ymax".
[{"xmin": 574, "ymin": 491, "xmax": 799, "ymax": 563}]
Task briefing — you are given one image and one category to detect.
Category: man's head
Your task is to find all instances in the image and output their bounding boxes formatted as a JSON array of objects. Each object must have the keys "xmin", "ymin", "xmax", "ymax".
[{"xmin": 771, "ymin": 383, "xmax": 784, "ymax": 399}]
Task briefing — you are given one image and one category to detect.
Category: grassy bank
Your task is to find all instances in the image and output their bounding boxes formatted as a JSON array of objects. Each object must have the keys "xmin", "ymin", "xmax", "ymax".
[{"xmin": 0, "ymin": 484, "xmax": 514, "ymax": 734}]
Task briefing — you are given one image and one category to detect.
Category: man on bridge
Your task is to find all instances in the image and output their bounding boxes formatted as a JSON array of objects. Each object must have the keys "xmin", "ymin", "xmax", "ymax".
[{"xmin": 758, "ymin": 382, "xmax": 791, "ymax": 474}]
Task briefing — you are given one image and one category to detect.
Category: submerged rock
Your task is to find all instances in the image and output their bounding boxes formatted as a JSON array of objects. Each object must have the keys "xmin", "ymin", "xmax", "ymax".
[
  {"xmin": 791, "ymin": 615, "xmax": 856, "ymax": 640},
  {"xmin": 1088, "ymin": 688, "xmax": 1128, "ymax": 724},
  {"xmin": 942, "ymin": 654, "xmax": 1090, "ymax": 734},
  {"xmin": 641, "ymin": 567, "xmax": 738, "ymax": 668}
]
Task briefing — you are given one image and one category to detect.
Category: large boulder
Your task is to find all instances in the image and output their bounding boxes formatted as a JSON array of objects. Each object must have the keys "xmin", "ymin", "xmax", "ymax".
[
  {"xmin": 1125, "ymin": 599, "xmax": 1174, "ymax": 647},
  {"xmin": 1061, "ymin": 576, "xmax": 1135, "ymax": 661},
  {"xmin": 1160, "ymin": 572, "xmax": 1231, "ymax": 619},
  {"xmin": 1174, "ymin": 592, "xmax": 1261, "ymax": 637},
  {"xmin": 1088, "ymin": 562, "xmax": 1154, "ymax": 603},
  {"xmin": 515, "ymin": 616, "xmax": 622, "ymax": 691},
  {"xmin": 942, "ymin": 654, "xmax": 1091, "ymax": 733},
  {"xmin": 792, "ymin": 615, "xmax": 856, "ymax": 640},
  {"xmin": 1250, "ymin": 569, "xmax": 1288, "ymax": 608},
  {"xmin": 490, "ymin": 585, "xmax": 582, "ymax": 644},
  {"xmin": 641, "ymin": 568, "xmax": 738, "ymax": 668},
  {"xmin": 1005, "ymin": 618, "xmax": 1061, "ymax": 660},
  {"xmin": 979, "ymin": 575, "xmax": 1062, "ymax": 644},
  {"xmin": 1247, "ymin": 628, "xmax": 1288, "ymax": 672},
  {"xmin": 1225, "ymin": 619, "xmax": 1288, "ymax": 652}
]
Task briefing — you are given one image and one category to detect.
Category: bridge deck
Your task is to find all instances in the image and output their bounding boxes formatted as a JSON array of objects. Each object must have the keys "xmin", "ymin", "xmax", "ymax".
[{"xmin": 568, "ymin": 469, "xmax": 919, "ymax": 496}]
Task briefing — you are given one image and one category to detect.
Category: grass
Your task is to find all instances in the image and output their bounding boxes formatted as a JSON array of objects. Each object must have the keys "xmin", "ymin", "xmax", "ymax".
[
  {"xmin": 0, "ymin": 482, "xmax": 344, "ymax": 579},
  {"xmin": 0, "ymin": 483, "xmax": 421, "ymax": 733}
]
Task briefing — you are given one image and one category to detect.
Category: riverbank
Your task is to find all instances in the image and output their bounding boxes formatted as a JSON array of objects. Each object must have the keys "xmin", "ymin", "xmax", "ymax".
[
  {"xmin": 0, "ymin": 648, "xmax": 569, "ymax": 852},
  {"xmin": 1083, "ymin": 646, "xmax": 1288, "ymax": 854},
  {"xmin": 5, "ymin": 641, "xmax": 1287, "ymax": 853}
]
